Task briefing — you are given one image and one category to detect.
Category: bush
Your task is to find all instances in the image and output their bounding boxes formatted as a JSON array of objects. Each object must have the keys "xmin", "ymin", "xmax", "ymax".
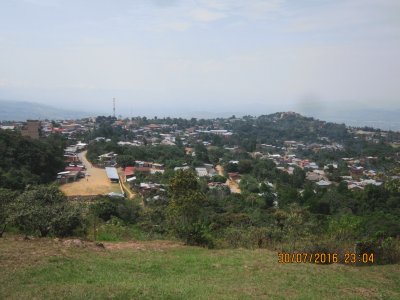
[
  {"xmin": 178, "ymin": 223, "xmax": 215, "ymax": 248},
  {"xmin": 10, "ymin": 185, "xmax": 84, "ymax": 237},
  {"xmin": 356, "ymin": 238, "xmax": 400, "ymax": 265},
  {"xmin": 222, "ymin": 227, "xmax": 268, "ymax": 249},
  {"xmin": 96, "ymin": 217, "xmax": 151, "ymax": 241},
  {"xmin": 91, "ymin": 197, "xmax": 142, "ymax": 224}
]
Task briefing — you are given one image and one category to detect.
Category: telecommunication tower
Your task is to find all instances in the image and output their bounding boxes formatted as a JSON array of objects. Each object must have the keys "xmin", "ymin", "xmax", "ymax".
[{"xmin": 113, "ymin": 98, "xmax": 116, "ymax": 118}]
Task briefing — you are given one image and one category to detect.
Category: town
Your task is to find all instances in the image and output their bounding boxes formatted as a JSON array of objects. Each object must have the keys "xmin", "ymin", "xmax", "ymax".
[{"xmin": 2, "ymin": 112, "xmax": 399, "ymax": 205}]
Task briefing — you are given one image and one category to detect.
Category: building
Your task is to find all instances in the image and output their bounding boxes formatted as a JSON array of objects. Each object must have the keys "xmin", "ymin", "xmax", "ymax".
[
  {"xmin": 105, "ymin": 167, "xmax": 119, "ymax": 183},
  {"xmin": 21, "ymin": 120, "xmax": 41, "ymax": 139}
]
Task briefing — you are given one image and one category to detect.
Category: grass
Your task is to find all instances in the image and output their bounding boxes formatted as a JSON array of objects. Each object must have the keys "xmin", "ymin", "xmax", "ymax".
[{"xmin": 1, "ymin": 237, "xmax": 400, "ymax": 299}]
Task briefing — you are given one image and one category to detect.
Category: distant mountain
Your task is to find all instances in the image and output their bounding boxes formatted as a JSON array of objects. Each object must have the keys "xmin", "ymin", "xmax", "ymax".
[{"xmin": 0, "ymin": 100, "xmax": 91, "ymax": 121}]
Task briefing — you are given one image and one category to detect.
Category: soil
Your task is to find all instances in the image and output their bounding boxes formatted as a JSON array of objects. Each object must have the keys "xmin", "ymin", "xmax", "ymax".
[
  {"xmin": 102, "ymin": 240, "xmax": 183, "ymax": 251},
  {"xmin": 216, "ymin": 165, "xmax": 241, "ymax": 194},
  {"xmin": 60, "ymin": 151, "xmax": 122, "ymax": 196}
]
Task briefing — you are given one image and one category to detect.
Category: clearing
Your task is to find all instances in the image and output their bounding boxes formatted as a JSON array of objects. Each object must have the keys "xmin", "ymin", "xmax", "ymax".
[
  {"xmin": 1, "ymin": 237, "xmax": 399, "ymax": 299},
  {"xmin": 60, "ymin": 151, "xmax": 122, "ymax": 197},
  {"xmin": 216, "ymin": 164, "xmax": 241, "ymax": 194}
]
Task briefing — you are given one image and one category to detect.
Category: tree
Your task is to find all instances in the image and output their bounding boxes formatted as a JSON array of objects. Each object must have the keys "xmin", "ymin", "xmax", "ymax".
[
  {"xmin": 292, "ymin": 167, "xmax": 305, "ymax": 188},
  {"xmin": 167, "ymin": 170, "xmax": 211, "ymax": 246},
  {"xmin": 194, "ymin": 143, "xmax": 209, "ymax": 164},
  {"xmin": 238, "ymin": 159, "xmax": 252, "ymax": 174},
  {"xmin": 0, "ymin": 189, "xmax": 18, "ymax": 237},
  {"xmin": 211, "ymin": 175, "xmax": 227, "ymax": 183},
  {"xmin": 116, "ymin": 155, "xmax": 135, "ymax": 168},
  {"xmin": 10, "ymin": 185, "xmax": 83, "ymax": 237}
]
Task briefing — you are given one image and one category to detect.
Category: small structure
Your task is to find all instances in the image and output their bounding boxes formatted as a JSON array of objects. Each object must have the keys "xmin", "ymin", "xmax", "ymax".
[
  {"xmin": 316, "ymin": 180, "xmax": 332, "ymax": 187},
  {"xmin": 57, "ymin": 171, "xmax": 80, "ymax": 184},
  {"xmin": 105, "ymin": 167, "xmax": 119, "ymax": 183},
  {"xmin": 174, "ymin": 166, "xmax": 190, "ymax": 172},
  {"xmin": 124, "ymin": 166, "xmax": 135, "ymax": 181},
  {"xmin": 195, "ymin": 167, "xmax": 209, "ymax": 177},
  {"xmin": 107, "ymin": 192, "xmax": 125, "ymax": 198}
]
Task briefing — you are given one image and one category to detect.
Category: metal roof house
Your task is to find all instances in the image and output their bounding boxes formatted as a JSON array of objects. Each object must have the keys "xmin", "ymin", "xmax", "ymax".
[{"xmin": 105, "ymin": 167, "xmax": 119, "ymax": 183}]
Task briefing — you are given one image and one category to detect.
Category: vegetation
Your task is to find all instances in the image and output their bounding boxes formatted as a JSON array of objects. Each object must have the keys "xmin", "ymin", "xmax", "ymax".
[
  {"xmin": 0, "ymin": 131, "xmax": 65, "ymax": 190},
  {"xmin": 7, "ymin": 185, "xmax": 83, "ymax": 237},
  {"xmin": 1, "ymin": 238, "xmax": 400, "ymax": 299},
  {"xmin": 1, "ymin": 113, "xmax": 400, "ymax": 276}
]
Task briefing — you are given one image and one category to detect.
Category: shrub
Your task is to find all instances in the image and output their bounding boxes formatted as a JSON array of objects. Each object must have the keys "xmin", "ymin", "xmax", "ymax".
[{"xmin": 10, "ymin": 185, "xmax": 83, "ymax": 237}]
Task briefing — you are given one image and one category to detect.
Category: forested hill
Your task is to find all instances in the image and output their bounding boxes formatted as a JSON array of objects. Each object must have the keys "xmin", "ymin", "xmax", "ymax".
[
  {"xmin": 226, "ymin": 112, "xmax": 349, "ymax": 150},
  {"xmin": 0, "ymin": 130, "xmax": 65, "ymax": 190}
]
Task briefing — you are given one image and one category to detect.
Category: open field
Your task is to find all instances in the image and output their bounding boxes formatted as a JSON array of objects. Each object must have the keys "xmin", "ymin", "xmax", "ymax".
[
  {"xmin": 60, "ymin": 151, "xmax": 121, "ymax": 196},
  {"xmin": 1, "ymin": 237, "xmax": 399, "ymax": 299}
]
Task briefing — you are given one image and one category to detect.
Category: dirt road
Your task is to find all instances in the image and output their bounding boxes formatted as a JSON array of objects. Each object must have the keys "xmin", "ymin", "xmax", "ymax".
[
  {"xmin": 117, "ymin": 168, "xmax": 137, "ymax": 199},
  {"xmin": 216, "ymin": 165, "xmax": 241, "ymax": 194},
  {"xmin": 60, "ymin": 151, "xmax": 121, "ymax": 196}
]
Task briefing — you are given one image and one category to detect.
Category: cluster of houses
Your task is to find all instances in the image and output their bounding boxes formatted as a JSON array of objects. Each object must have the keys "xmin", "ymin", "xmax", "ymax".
[
  {"xmin": 263, "ymin": 152, "xmax": 384, "ymax": 190},
  {"xmin": 57, "ymin": 142, "xmax": 88, "ymax": 184}
]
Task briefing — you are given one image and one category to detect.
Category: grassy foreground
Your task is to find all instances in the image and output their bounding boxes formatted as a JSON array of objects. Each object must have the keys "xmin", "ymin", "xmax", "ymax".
[{"xmin": 1, "ymin": 237, "xmax": 399, "ymax": 299}]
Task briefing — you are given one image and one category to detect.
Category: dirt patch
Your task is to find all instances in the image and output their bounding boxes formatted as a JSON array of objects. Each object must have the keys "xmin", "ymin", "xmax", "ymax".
[
  {"xmin": 227, "ymin": 179, "xmax": 241, "ymax": 193},
  {"xmin": 342, "ymin": 287, "xmax": 379, "ymax": 299},
  {"xmin": 103, "ymin": 240, "xmax": 183, "ymax": 251},
  {"xmin": 216, "ymin": 165, "xmax": 241, "ymax": 194}
]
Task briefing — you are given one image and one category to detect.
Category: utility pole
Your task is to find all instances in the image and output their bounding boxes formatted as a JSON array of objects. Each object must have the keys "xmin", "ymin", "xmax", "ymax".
[{"xmin": 113, "ymin": 98, "xmax": 116, "ymax": 118}]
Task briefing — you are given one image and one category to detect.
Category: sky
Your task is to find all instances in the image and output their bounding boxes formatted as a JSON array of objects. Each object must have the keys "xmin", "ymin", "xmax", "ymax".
[{"xmin": 0, "ymin": 0, "xmax": 399, "ymax": 117}]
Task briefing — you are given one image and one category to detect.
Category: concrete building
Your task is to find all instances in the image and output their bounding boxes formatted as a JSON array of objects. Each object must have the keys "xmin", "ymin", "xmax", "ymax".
[{"xmin": 21, "ymin": 120, "xmax": 41, "ymax": 139}]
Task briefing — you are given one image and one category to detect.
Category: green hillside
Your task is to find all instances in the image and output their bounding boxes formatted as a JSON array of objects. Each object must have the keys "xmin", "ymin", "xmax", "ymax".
[{"xmin": 1, "ymin": 237, "xmax": 399, "ymax": 299}]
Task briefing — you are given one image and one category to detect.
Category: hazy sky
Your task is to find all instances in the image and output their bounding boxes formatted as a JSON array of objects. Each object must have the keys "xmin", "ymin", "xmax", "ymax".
[{"xmin": 0, "ymin": 0, "xmax": 399, "ymax": 117}]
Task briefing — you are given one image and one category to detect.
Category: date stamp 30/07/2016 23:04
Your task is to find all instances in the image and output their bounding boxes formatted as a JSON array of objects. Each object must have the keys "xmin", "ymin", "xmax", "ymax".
[{"xmin": 278, "ymin": 252, "xmax": 375, "ymax": 264}]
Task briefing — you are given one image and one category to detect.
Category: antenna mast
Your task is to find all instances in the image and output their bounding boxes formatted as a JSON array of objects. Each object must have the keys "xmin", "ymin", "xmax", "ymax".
[{"xmin": 113, "ymin": 98, "xmax": 116, "ymax": 118}]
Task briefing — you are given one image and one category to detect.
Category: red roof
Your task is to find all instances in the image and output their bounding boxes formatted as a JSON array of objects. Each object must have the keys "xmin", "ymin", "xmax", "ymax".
[
  {"xmin": 125, "ymin": 166, "xmax": 135, "ymax": 176},
  {"xmin": 53, "ymin": 128, "xmax": 64, "ymax": 133}
]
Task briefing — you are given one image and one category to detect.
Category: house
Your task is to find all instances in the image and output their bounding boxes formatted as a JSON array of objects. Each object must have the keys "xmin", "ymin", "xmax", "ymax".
[
  {"xmin": 306, "ymin": 172, "xmax": 322, "ymax": 181},
  {"xmin": 316, "ymin": 180, "xmax": 332, "ymax": 187},
  {"xmin": 64, "ymin": 154, "xmax": 80, "ymax": 163},
  {"xmin": 174, "ymin": 166, "xmax": 190, "ymax": 172},
  {"xmin": 350, "ymin": 166, "xmax": 364, "ymax": 176},
  {"xmin": 195, "ymin": 167, "xmax": 209, "ymax": 177},
  {"xmin": 65, "ymin": 166, "xmax": 84, "ymax": 172},
  {"xmin": 99, "ymin": 152, "xmax": 118, "ymax": 166},
  {"xmin": 360, "ymin": 179, "xmax": 382, "ymax": 187},
  {"xmin": 161, "ymin": 139, "xmax": 175, "ymax": 146},
  {"xmin": 57, "ymin": 171, "xmax": 81, "ymax": 184},
  {"xmin": 124, "ymin": 166, "xmax": 135, "ymax": 181},
  {"xmin": 145, "ymin": 124, "xmax": 162, "ymax": 131}
]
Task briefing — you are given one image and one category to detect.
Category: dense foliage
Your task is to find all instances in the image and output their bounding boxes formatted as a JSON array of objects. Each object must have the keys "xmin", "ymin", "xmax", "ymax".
[{"xmin": 0, "ymin": 131, "xmax": 65, "ymax": 190}]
